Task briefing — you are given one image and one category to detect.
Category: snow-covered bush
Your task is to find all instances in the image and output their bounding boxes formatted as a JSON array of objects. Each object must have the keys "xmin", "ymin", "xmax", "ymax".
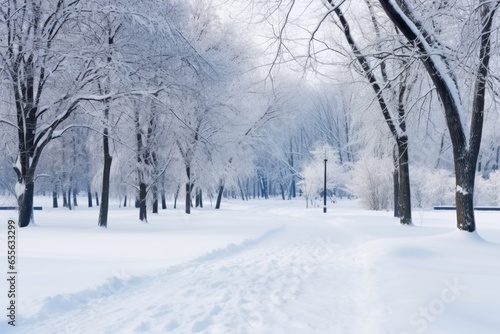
[
  {"xmin": 475, "ymin": 171, "xmax": 500, "ymax": 206},
  {"xmin": 410, "ymin": 166, "xmax": 455, "ymax": 207},
  {"xmin": 348, "ymin": 155, "xmax": 392, "ymax": 210}
]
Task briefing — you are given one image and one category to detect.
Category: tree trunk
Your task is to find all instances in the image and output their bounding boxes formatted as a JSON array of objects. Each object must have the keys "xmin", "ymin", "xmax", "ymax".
[
  {"xmin": 17, "ymin": 178, "xmax": 35, "ymax": 227},
  {"xmin": 97, "ymin": 128, "xmax": 112, "ymax": 228},
  {"xmin": 67, "ymin": 187, "xmax": 72, "ymax": 210},
  {"xmin": 245, "ymin": 178, "xmax": 250, "ymax": 200},
  {"xmin": 95, "ymin": 191, "xmax": 100, "ymax": 206},
  {"xmin": 238, "ymin": 179, "xmax": 246, "ymax": 201},
  {"xmin": 195, "ymin": 188, "xmax": 201, "ymax": 208},
  {"xmin": 123, "ymin": 195, "xmax": 127, "ymax": 207},
  {"xmin": 455, "ymin": 164, "xmax": 476, "ymax": 232},
  {"xmin": 87, "ymin": 184, "xmax": 92, "ymax": 208},
  {"xmin": 393, "ymin": 161, "xmax": 400, "ymax": 218},
  {"xmin": 185, "ymin": 167, "xmax": 192, "ymax": 214},
  {"xmin": 139, "ymin": 182, "xmax": 147, "ymax": 222},
  {"xmin": 152, "ymin": 185, "xmax": 158, "ymax": 214},
  {"xmin": 259, "ymin": 173, "xmax": 268, "ymax": 199},
  {"xmin": 73, "ymin": 188, "xmax": 78, "ymax": 207},
  {"xmin": 161, "ymin": 190, "xmax": 167, "ymax": 209},
  {"xmin": 215, "ymin": 184, "xmax": 224, "ymax": 209},
  {"xmin": 289, "ymin": 177, "xmax": 296, "ymax": 200},
  {"xmin": 63, "ymin": 189, "xmax": 68, "ymax": 208},
  {"xmin": 174, "ymin": 184, "xmax": 180, "ymax": 209},
  {"xmin": 185, "ymin": 181, "xmax": 191, "ymax": 214},
  {"xmin": 53, "ymin": 189, "xmax": 59, "ymax": 209},
  {"xmin": 397, "ymin": 137, "xmax": 412, "ymax": 225}
]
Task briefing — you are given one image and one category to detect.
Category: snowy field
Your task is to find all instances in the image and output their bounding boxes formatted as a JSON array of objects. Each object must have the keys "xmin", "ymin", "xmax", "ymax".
[{"xmin": 0, "ymin": 197, "xmax": 499, "ymax": 334}]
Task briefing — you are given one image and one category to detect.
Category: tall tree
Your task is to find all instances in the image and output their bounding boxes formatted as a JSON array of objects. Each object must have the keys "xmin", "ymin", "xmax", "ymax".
[
  {"xmin": 319, "ymin": 1, "xmax": 415, "ymax": 224},
  {"xmin": 0, "ymin": 0, "xmax": 100, "ymax": 227},
  {"xmin": 376, "ymin": 0, "xmax": 500, "ymax": 232}
]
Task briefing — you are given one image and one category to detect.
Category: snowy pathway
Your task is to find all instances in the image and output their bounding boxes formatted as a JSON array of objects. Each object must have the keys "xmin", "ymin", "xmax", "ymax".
[{"xmin": 10, "ymin": 212, "xmax": 388, "ymax": 334}]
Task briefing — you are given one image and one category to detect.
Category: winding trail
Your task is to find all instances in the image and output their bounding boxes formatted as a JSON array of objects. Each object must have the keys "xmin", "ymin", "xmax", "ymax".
[{"xmin": 9, "ymin": 209, "xmax": 389, "ymax": 334}]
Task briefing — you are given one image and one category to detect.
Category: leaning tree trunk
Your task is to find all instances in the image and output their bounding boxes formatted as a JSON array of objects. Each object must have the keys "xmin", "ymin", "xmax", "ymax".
[
  {"xmin": 215, "ymin": 183, "xmax": 224, "ymax": 209},
  {"xmin": 173, "ymin": 184, "xmax": 180, "ymax": 209}
]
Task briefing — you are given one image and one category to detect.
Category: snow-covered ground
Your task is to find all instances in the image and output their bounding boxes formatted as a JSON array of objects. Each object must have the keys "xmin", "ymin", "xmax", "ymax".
[{"xmin": 0, "ymin": 197, "xmax": 499, "ymax": 333}]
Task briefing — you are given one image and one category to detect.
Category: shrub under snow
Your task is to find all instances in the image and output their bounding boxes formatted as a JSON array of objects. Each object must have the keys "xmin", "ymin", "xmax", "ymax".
[{"xmin": 348, "ymin": 156, "xmax": 392, "ymax": 211}]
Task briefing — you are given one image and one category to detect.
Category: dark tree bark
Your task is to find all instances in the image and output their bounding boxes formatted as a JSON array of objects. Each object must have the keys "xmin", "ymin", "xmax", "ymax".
[
  {"xmin": 139, "ymin": 182, "xmax": 147, "ymax": 222},
  {"xmin": 174, "ymin": 184, "xmax": 180, "ymax": 209},
  {"xmin": 17, "ymin": 181, "xmax": 35, "ymax": 227},
  {"xmin": 152, "ymin": 185, "xmax": 158, "ymax": 214},
  {"xmin": 258, "ymin": 171, "xmax": 269, "ymax": 199},
  {"xmin": 185, "ymin": 167, "xmax": 191, "ymax": 214},
  {"xmin": 67, "ymin": 187, "xmax": 72, "ymax": 210},
  {"xmin": 72, "ymin": 188, "xmax": 78, "ymax": 207},
  {"xmin": 63, "ymin": 190, "xmax": 68, "ymax": 208},
  {"xmin": 53, "ymin": 188, "xmax": 58, "ymax": 209},
  {"xmin": 97, "ymin": 18, "xmax": 116, "ymax": 228},
  {"xmin": 397, "ymin": 136, "xmax": 412, "ymax": 224},
  {"xmin": 136, "ymin": 119, "xmax": 148, "ymax": 221},
  {"xmin": 95, "ymin": 191, "xmax": 100, "ymax": 206},
  {"xmin": 123, "ymin": 195, "xmax": 127, "ymax": 208},
  {"xmin": 87, "ymin": 183, "xmax": 93, "ymax": 208},
  {"xmin": 215, "ymin": 184, "xmax": 224, "ymax": 209},
  {"xmin": 97, "ymin": 124, "xmax": 112, "ymax": 227},
  {"xmin": 161, "ymin": 190, "xmax": 167, "ymax": 209},
  {"xmin": 195, "ymin": 188, "xmax": 203, "ymax": 208}
]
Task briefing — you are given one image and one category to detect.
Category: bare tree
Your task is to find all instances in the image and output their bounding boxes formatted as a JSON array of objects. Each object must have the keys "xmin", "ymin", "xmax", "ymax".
[
  {"xmin": 0, "ymin": 1, "xmax": 101, "ymax": 227},
  {"xmin": 376, "ymin": 0, "xmax": 500, "ymax": 232}
]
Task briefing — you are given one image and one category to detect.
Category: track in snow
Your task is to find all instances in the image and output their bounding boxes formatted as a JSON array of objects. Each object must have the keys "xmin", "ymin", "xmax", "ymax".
[{"xmin": 7, "ymin": 215, "xmax": 388, "ymax": 334}]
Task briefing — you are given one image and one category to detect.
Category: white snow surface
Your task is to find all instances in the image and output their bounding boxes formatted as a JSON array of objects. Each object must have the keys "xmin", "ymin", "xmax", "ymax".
[{"xmin": 1, "ymin": 198, "xmax": 500, "ymax": 334}]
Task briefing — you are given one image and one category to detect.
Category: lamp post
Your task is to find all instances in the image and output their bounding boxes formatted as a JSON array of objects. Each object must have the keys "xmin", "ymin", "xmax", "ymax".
[{"xmin": 323, "ymin": 157, "xmax": 328, "ymax": 213}]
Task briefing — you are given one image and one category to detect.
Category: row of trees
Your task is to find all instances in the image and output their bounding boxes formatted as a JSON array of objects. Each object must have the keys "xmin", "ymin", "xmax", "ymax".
[
  {"xmin": 2, "ymin": 0, "xmax": 500, "ymax": 233},
  {"xmin": 0, "ymin": 0, "xmax": 293, "ymax": 227},
  {"xmin": 261, "ymin": 0, "xmax": 500, "ymax": 232}
]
